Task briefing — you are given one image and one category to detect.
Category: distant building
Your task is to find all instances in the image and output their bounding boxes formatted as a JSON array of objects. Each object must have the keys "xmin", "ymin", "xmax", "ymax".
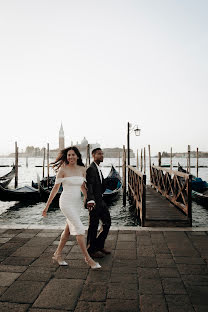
[
  {"xmin": 59, "ymin": 123, "xmax": 65, "ymax": 150},
  {"xmin": 81, "ymin": 137, "xmax": 88, "ymax": 147},
  {"xmin": 103, "ymin": 147, "xmax": 135, "ymax": 158},
  {"xmin": 10, "ymin": 124, "xmax": 134, "ymax": 159},
  {"xmin": 76, "ymin": 137, "xmax": 101, "ymax": 158},
  {"xmin": 50, "ymin": 125, "xmax": 101, "ymax": 159}
]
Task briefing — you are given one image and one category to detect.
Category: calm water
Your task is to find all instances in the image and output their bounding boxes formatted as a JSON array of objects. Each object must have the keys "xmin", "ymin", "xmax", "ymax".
[{"xmin": 0, "ymin": 157, "xmax": 208, "ymax": 227}]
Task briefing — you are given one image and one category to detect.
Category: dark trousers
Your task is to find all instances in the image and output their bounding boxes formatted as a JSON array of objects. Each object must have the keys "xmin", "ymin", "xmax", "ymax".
[{"xmin": 87, "ymin": 201, "xmax": 111, "ymax": 254}]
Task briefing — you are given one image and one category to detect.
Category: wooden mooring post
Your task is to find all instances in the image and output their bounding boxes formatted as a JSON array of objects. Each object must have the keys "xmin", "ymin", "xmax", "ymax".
[
  {"xmin": 118, "ymin": 152, "xmax": 121, "ymax": 175},
  {"xmin": 136, "ymin": 149, "xmax": 139, "ymax": 169},
  {"xmin": 144, "ymin": 147, "xmax": 146, "ymax": 174},
  {"xmin": 47, "ymin": 143, "xmax": 50, "ymax": 188},
  {"xmin": 170, "ymin": 147, "xmax": 173, "ymax": 170},
  {"xmin": 196, "ymin": 147, "xmax": 199, "ymax": 177},
  {"xmin": 148, "ymin": 145, "xmax": 152, "ymax": 181},
  {"xmin": 187, "ymin": 145, "xmax": 191, "ymax": 173},
  {"xmin": 158, "ymin": 152, "xmax": 161, "ymax": 166},
  {"xmin": 15, "ymin": 142, "xmax": 18, "ymax": 188},
  {"xmin": 42, "ymin": 147, "xmax": 46, "ymax": 178},
  {"xmin": 86, "ymin": 144, "xmax": 91, "ymax": 167},
  {"xmin": 122, "ymin": 145, "xmax": 126, "ymax": 206}
]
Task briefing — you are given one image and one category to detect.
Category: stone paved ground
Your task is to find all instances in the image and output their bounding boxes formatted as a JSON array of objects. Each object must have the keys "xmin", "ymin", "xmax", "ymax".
[{"xmin": 0, "ymin": 228, "xmax": 208, "ymax": 311}]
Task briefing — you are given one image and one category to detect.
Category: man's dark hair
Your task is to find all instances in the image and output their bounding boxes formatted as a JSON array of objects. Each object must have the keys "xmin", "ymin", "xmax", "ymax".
[{"xmin": 92, "ymin": 147, "xmax": 102, "ymax": 155}]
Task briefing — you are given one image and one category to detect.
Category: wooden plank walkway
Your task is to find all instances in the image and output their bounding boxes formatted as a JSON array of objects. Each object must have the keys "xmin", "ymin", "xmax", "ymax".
[{"xmin": 145, "ymin": 186, "xmax": 190, "ymax": 227}]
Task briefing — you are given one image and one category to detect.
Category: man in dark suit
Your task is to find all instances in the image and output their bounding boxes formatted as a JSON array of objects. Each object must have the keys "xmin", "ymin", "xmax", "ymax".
[{"xmin": 86, "ymin": 148, "xmax": 111, "ymax": 258}]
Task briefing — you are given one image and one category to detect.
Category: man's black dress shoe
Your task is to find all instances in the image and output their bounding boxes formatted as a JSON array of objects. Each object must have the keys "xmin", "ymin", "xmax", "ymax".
[
  {"xmin": 89, "ymin": 251, "xmax": 105, "ymax": 258},
  {"xmin": 100, "ymin": 248, "xmax": 111, "ymax": 255}
]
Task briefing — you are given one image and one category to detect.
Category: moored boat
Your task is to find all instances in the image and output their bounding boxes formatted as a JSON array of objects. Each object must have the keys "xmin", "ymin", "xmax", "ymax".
[
  {"xmin": 0, "ymin": 166, "xmax": 15, "ymax": 188},
  {"xmin": 32, "ymin": 176, "xmax": 56, "ymax": 190},
  {"xmin": 103, "ymin": 165, "xmax": 122, "ymax": 202},
  {"xmin": 35, "ymin": 175, "xmax": 62, "ymax": 208},
  {"xmin": 178, "ymin": 163, "xmax": 208, "ymax": 207},
  {"xmin": 38, "ymin": 183, "xmax": 62, "ymax": 208},
  {"xmin": 192, "ymin": 189, "xmax": 208, "ymax": 207},
  {"xmin": 178, "ymin": 163, "xmax": 208, "ymax": 192},
  {"xmin": 0, "ymin": 184, "xmax": 40, "ymax": 202}
]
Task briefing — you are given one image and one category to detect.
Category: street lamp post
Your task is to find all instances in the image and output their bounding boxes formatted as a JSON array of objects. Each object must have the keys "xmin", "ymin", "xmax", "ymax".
[
  {"xmin": 127, "ymin": 122, "xmax": 141, "ymax": 166},
  {"xmin": 127, "ymin": 122, "xmax": 130, "ymax": 166}
]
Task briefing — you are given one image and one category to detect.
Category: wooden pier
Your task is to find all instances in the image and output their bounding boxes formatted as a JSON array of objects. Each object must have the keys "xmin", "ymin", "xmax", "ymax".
[
  {"xmin": 127, "ymin": 164, "xmax": 192, "ymax": 227},
  {"xmin": 145, "ymin": 185, "xmax": 190, "ymax": 227}
]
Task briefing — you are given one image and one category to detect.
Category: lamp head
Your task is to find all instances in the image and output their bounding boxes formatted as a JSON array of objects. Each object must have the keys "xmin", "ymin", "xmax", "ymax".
[{"xmin": 134, "ymin": 126, "xmax": 141, "ymax": 136}]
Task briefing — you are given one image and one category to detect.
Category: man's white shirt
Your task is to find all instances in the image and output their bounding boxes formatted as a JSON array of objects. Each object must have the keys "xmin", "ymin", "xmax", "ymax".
[
  {"xmin": 94, "ymin": 162, "xmax": 103, "ymax": 183},
  {"xmin": 87, "ymin": 162, "xmax": 103, "ymax": 204}
]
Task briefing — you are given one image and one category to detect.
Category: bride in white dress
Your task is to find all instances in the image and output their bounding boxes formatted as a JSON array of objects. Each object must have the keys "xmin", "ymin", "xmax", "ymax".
[{"xmin": 42, "ymin": 146, "xmax": 101, "ymax": 269}]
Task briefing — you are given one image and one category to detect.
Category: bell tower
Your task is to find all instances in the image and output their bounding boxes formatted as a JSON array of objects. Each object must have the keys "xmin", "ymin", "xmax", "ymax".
[{"xmin": 59, "ymin": 123, "xmax": 65, "ymax": 150}]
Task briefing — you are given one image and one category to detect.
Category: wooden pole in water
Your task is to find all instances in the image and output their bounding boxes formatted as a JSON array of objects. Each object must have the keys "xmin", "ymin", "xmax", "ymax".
[
  {"xmin": 86, "ymin": 144, "xmax": 90, "ymax": 167},
  {"xmin": 144, "ymin": 147, "xmax": 146, "ymax": 174},
  {"xmin": 47, "ymin": 143, "xmax": 49, "ymax": 188},
  {"xmin": 140, "ymin": 149, "xmax": 143, "ymax": 172},
  {"xmin": 26, "ymin": 157, "xmax": 28, "ymax": 168},
  {"xmin": 158, "ymin": 152, "xmax": 161, "ymax": 167},
  {"xmin": 42, "ymin": 147, "xmax": 46, "ymax": 178},
  {"xmin": 196, "ymin": 147, "xmax": 199, "ymax": 177},
  {"xmin": 122, "ymin": 145, "xmax": 126, "ymax": 206},
  {"xmin": 118, "ymin": 152, "xmax": 121, "ymax": 175},
  {"xmin": 187, "ymin": 145, "xmax": 191, "ymax": 173},
  {"xmin": 137, "ymin": 149, "xmax": 139, "ymax": 169},
  {"xmin": 170, "ymin": 147, "xmax": 173, "ymax": 170},
  {"xmin": 148, "ymin": 145, "xmax": 152, "ymax": 183},
  {"xmin": 15, "ymin": 142, "xmax": 18, "ymax": 188}
]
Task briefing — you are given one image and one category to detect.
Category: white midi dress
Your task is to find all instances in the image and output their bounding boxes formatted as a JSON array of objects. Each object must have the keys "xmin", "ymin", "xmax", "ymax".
[{"xmin": 55, "ymin": 176, "xmax": 86, "ymax": 235}]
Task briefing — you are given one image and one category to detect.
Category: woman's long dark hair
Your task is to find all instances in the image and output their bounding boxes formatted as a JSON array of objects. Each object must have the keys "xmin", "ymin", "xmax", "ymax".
[{"xmin": 51, "ymin": 146, "xmax": 85, "ymax": 172}]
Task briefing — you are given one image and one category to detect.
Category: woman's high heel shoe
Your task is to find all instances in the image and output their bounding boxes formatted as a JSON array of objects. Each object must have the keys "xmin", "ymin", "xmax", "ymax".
[
  {"xmin": 85, "ymin": 257, "xmax": 101, "ymax": 269},
  {"xmin": 52, "ymin": 253, "xmax": 68, "ymax": 266}
]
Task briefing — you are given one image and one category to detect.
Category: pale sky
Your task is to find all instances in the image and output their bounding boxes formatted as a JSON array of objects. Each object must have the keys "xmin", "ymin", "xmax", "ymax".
[{"xmin": 0, "ymin": 0, "xmax": 207, "ymax": 155}]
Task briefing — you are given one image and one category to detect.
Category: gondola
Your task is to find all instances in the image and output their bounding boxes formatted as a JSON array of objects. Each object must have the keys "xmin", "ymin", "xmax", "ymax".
[
  {"xmin": 34, "ymin": 175, "xmax": 62, "ymax": 207},
  {"xmin": 192, "ymin": 189, "xmax": 208, "ymax": 207},
  {"xmin": 103, "ymin": 165, "xmax": 122, "ymax": 201},
  {"xmin": 178, "ymin": 163, "xmax": 208, "ymax": 207},
  {"xmin": 32, "ymin": 176, "xmax": 56, "ymax": 190},
  {"xmin": 178, "ymin": 163, "xmax": 208, "ymax": 192},
  {"xmin": 0, "ymin": 165, "xmax": 15, "ymax": 188},
  {"xmin": 31, "ymin": 174, "xmax": 61, "ymax": 208},
  {"xmin": 0, "ymin": 184, "xmax": 40, "ymax": 202},
  {"xmin": 38, "ymin": 183, "xmax": 62, "ymax": 208}
]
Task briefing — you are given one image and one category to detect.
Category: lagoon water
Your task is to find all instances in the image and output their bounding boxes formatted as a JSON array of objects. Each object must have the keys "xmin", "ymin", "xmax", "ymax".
[{"xmin": 0, "ymin": 157, "xmax": 208, "ymax": 227}]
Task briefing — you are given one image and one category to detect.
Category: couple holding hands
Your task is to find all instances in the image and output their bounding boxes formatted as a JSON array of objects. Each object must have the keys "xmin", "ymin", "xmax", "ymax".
[{"xmin": 42, "ymin": 146, "xmax": 111, "ymax": 269}]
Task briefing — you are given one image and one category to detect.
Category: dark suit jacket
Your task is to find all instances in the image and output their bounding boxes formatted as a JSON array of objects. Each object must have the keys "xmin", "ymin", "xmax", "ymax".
[{"xmin": 86, "ymin": 162, "xmax": 106, "ymax": 205}]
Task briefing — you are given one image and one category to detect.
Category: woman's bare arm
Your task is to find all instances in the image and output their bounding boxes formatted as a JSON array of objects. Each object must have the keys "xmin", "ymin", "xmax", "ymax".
[
  {"xmin": 42, "ymin": 184, "xmax": 60, "ymax": 217},
  {"xmin": 42, "ymin": 168, "xmax": 64, "ymax": 217},
  {"xmin": 81, "ymin": 166, "xmax": 87, "ymax": 204},
  {"xmin": 81, "ymin": 182, "xmax": 87, "ymax": 198}
]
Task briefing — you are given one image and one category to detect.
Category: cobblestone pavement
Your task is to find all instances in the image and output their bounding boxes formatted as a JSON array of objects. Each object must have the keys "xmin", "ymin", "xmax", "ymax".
[{"xmin": 0, "ymin": 228, "xmax": 208, "ymax": 311}]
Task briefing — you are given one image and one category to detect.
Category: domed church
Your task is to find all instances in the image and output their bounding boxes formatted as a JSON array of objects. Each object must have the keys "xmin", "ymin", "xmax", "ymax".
[{"xmin": 80, "ymin": 137, "xmax": 88, "ymax": 147}]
